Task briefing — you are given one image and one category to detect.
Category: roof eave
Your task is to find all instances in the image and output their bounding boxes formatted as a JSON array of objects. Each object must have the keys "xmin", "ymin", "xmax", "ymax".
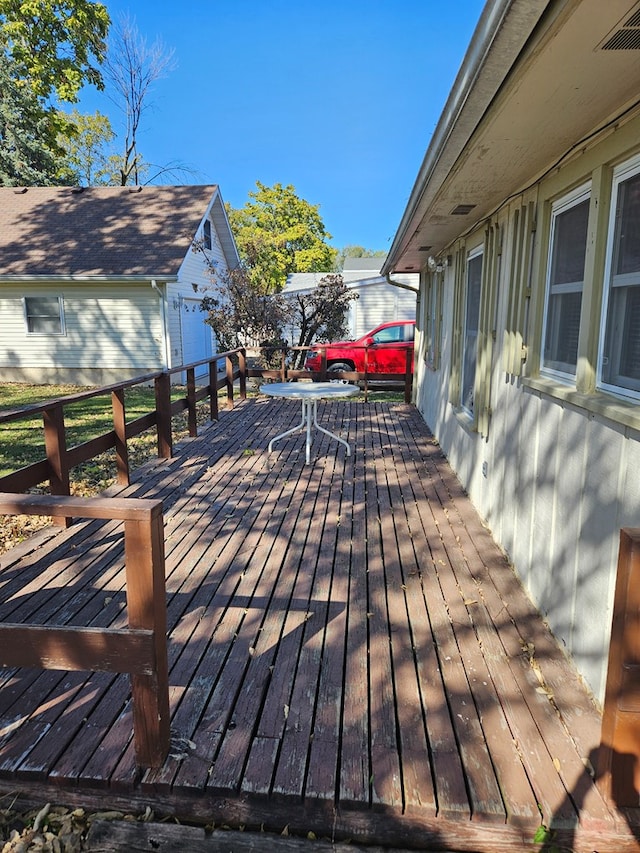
[
  {"xmin": 382, "ymin": 0, "xmax": 552, "ymax": 275},
  {"xmin": 0, "ymin": 274, "xmax": 180, "ymax": 283}
]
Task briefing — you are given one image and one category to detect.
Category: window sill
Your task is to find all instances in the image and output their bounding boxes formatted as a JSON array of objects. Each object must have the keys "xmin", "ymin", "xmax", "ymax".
[
  {"xmin": 522, "ymin": 376, "xmax": 640, "ymax": 433},
  {"xmin": 452, "ymin": 405, "xmax": 478, "ymax": 435}
]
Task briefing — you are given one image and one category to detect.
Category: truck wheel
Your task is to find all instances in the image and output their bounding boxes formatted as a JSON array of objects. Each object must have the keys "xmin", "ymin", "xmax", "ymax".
[{"xmin": 327, "ymin": 362, "xmax": 355, "ymax": 380}]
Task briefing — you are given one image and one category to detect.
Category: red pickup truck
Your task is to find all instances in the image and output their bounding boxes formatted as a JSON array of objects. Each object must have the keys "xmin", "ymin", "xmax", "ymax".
[{"xmin": 304, "ymin": 320, "xmax": 415, "ymax": 376}]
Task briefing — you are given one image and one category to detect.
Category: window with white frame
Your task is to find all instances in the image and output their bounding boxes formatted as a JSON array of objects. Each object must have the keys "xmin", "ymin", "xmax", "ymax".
[
  {"xmin": 461, "ymin": 248, "xmax": 483, "ymax": 415},
  {"xmin": 23, "ymin": 295, "xmax": 65, "ymax": 335},
  {"xmin": 541, "ymin": 184, "xmax": 590, "ymax": 379},
  {"xmin": 599, "ymin": 155, "xmax": 640, "ymax": 399}
]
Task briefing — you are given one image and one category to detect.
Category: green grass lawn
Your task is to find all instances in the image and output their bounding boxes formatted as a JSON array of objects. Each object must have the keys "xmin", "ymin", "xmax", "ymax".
[
  {"xmin": 0, "ymin": 382, "xmax": 213, "ymax": 551},
  {"xmin": 0, "ymin": 383, "xmax": 163, "ymax": 480}
]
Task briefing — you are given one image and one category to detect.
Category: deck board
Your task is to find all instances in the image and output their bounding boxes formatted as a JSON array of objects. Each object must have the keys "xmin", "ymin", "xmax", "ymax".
[{"xmin": 1, "ymin": 397, "xmax": 638, "ymax": 852}]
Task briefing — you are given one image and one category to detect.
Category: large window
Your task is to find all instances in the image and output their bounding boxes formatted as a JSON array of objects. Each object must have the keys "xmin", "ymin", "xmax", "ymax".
[
  {"xmin": 461, "ymin": 249, "xmax": 483, "ymax": 415},
  {"xmin": 23, "ymin": 295, "xmax": 65, "ymax": 335},
  {"xmin": 599, "ymin": 156, "xmax": 640, "ymax": 399},
  {"xmin": 541, "ymin": 185, "xmax": 590, "ymax": 378}
]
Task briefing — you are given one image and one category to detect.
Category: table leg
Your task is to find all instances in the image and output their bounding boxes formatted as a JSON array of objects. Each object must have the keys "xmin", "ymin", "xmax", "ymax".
[
  {"xmin": 313, "ymin": 400, "xmax": 352, "ymax": 457},
  {"xmin": 267, "ymin": 398, "xmax": 351, "ymax": 463},
  {"xmin": 268, "ymin": 400, "xmax": 307, "ymax": 454},
  {"xmin": 306, "ymin": 400, "xmax": 312, "ymax": 464}
]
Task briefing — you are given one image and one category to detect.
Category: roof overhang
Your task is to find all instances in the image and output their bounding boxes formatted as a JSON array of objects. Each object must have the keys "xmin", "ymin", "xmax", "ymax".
[
  {"xmin": 383, "ymin": 0, "xmax": 640, "ymax": 274},
  {"xmin": 0, "ymin": 275, "xmax": 179, "ymax": 283},
  {"xmin": 209, "ymin": 190, "xmax": 241, "ymax": 271}
]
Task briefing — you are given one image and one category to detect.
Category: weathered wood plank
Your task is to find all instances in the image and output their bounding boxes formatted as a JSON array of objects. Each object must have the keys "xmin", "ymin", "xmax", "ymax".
[
  {"xmin": 338, "ymin": 404, "xmax": 371, "ymax": 808},
  {"xmin": 0, "ymin": 624, "xmax": 154, "ymax": 673},
  {"xmin": 1, "ymin": 399, "xmax": 636, "ymax": 852},
  {"xmin": 365, "ymin": 409, "xmax": 404, "ymax": 812}
]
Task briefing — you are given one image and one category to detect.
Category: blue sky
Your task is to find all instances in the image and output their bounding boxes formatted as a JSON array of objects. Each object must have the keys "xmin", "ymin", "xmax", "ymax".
[{"xmin": 78, "ymin": 0, "xmax": 486, "ymax": 252}]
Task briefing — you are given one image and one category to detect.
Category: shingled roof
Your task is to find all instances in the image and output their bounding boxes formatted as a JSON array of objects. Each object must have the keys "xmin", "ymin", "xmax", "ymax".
[{"xmin": 0, "ymin": 185, "xmax": 237, "ymax": 279}]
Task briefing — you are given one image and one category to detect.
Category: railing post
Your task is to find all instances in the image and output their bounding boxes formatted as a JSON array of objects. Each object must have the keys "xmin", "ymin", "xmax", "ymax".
[
  {"xmin": 238, "ymin": 348, "xmax": 247, "ymax": 401},
  {"xmin": 363, "ymin": 347, "xmax": 370, "ymax": 402},
  {"xmin": 186, "ymin": 367, "xmax": 197, "ymax": 437},
  {"xmin": 154, "ymin": 373, "xmax": 173, "ymax": 459},
  {"xmin": 320, "ymin": 347, "xmax": 327, "ymax": 381},
  {"xmin": 598, "ymin": 528, "xmax": 640, "ymax": 807},
  {"xmin": 111, "ymin": 388, "xmax": 130, "ymax": 485},
  {"xmin": 225, "ymin": 355, "xmax": 234, "ymax": 409},
  {"xmin": 123, "ymin": 506, "xmax": 170, "ymax": 768},
  {"xmin": 209, "ymin": 360, "xmax": 219, "ymax": 421},
  {"xmin": 404, "ymin": 347, "xmax": 413, "ymax": 404},
  {"xmin": 43, "ymin": 405, "xmax": 71, "ymax": 527},
  {"xmin": 280, "ymin": 348, "xmax": 286, "ymax": 382}
]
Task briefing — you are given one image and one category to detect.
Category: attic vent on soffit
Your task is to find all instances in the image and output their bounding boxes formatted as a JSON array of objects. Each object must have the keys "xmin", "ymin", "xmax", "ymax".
[{"xmin": 600, "ymin": 4, "xmax": 640, "ymax": 50}]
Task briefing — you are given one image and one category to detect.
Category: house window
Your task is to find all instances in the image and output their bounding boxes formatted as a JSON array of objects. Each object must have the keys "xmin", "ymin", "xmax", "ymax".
[
  {"xmin": 24, "ymin": 295, "xmax": 65, "ymax": 335},
  {"xmin": 203, "ymin": 219, "xmax": 212, "ymax": 250},
  {"xmin": 541, "ymin": 184, "xmax": 590, "ymax": 379},
  {"xmin": 461, "ymin": 248, "xmax": 483, "ymax": 415},
  {"xmin": 599, "ymin": 155, "xmax": 640, "ymax": 399}
]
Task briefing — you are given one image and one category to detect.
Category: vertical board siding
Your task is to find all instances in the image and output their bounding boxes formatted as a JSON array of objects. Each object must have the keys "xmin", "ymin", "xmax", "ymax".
[{"xmin": 414, "ymin": 191, "xmax": 640, "ymax": 702}]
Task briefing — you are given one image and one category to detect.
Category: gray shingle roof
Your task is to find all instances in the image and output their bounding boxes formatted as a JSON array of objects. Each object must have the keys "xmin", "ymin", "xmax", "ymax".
[{"xmin": 0, "ymin": 185, "xmax": 223, "ymax": 278}]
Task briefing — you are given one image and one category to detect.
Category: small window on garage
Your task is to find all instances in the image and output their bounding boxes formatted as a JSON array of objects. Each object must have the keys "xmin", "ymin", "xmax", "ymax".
[{"xmin": 24, "ymin": 295, "xmax": 65, "ymax": 334}]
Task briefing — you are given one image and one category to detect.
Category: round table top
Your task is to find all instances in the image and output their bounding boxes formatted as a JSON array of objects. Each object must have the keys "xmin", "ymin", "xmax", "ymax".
[{"xmin": 261, "ymin": 381, "xmax": 360, "ymax": 400}]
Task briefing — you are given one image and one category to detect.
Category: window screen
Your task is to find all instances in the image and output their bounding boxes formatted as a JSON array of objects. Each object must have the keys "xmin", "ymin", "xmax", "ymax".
[{"xmin": 24, "ymin": 296, "xmax": 64, "ymax": 334}]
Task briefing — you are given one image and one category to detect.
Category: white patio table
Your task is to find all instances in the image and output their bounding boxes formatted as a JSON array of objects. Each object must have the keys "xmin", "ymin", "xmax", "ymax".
[{"xmin": 262, "ymin": 381, "xmax": 359, "ymax": 464}]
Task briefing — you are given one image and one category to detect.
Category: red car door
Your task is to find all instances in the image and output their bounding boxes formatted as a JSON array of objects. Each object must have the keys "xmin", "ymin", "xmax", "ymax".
[{"xmin": 368, "ymin": 323, "xmax": 415, "ymax": 374}]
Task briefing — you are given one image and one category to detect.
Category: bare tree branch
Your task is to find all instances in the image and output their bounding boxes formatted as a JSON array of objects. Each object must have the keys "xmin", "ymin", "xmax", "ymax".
[{"xmin": 103, "ymin": 14, "xmax": 176, "ymax": 186}]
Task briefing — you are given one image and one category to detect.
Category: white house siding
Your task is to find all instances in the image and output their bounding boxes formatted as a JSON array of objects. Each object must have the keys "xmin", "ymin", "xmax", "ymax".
[
  {"xmin": 0, "ymin": 282, "xmax": 164, "ymax": 384},
  {"xmin": 284, "ymin": 271, "xmax": 417, "ymax": 344},
  {"xmin": 416, "ymin": 281, "xmax": 634, "ymax": 703},
  {"xmin": 348, "ymin": 278, "xmax": 417, "ymax": 339},
  {"xmin": 414, "ymin": 120, "xmax": 640, "ymax": 702},
  {"xmin": 166, "ymin": 211, "xmax": 228, "ymax": 379}
]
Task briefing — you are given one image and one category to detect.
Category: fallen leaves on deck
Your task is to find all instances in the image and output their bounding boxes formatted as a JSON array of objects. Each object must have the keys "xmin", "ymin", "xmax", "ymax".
[{"xmin": 0, "ymin": 801, "xmax": 155, "ymax": 852}]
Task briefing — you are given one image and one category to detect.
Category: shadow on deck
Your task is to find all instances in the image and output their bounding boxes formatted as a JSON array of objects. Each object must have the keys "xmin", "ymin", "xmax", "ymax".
[{"xmin": 0, "ymin": 397, "xmax": 638, "ymax": 852}]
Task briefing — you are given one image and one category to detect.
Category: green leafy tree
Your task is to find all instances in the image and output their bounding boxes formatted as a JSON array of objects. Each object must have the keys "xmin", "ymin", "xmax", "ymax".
[
  {"xmin": 335, "ymin": 245, "xmax": 387, "ymax": 270},
  {"xmin": 0, "ymin": 0, "xmax": 109, "ymax": 185},
  {"xmin": 0, "ymin": 34, "xmax": 59, "ymax": 183},
  {"xmin": 58, "ymin": 108, "xmax": 115, "ymax": 185},
  {"xmin": 0, "ymin": 0, "xmax": 109, "ymax": 102},
  {"xmin": 226, "ymin": 181, "xmax": 338, "ymax": 293}
]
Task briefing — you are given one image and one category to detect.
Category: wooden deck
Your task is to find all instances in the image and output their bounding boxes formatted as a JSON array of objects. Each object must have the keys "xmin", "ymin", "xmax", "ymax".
[{"xmin": 0, "ymin": 397, "xmax": 638, "ymax": 852}]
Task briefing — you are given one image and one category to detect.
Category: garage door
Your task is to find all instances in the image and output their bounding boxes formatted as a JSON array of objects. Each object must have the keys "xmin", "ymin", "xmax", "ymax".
[{"xmin": 180, "ymin": 298, "xmax": 214, "ymax": 379}]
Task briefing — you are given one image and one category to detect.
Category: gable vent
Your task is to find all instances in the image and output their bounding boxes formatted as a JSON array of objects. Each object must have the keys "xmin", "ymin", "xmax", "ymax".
[{"xmin": 601, "ymin": 6, "xmax": 640, "ymax": 49}]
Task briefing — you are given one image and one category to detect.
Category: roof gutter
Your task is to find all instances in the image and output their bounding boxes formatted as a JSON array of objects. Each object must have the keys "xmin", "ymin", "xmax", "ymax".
[
  {"xmin": 0, "ymin": 272, "xmax": 178, "ymax": 284},
  {"xmin": 385, "ymin": 273, "xmax": 419, "ymax": 293},
  {"xmin": 0, "ymin": 274, "xmax": 180, "ymax": 283},
  {"xmin": 381, "ymin": 0, "xmax": 551, "ymax": 275}
]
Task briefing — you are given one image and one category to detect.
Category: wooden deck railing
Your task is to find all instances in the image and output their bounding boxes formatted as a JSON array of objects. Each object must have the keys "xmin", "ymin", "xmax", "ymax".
[
  {"xmin": 251, "ymin": 344, "xmax": 414, "ymax": 402},
  {"xmin": 0, "ymin": 492, "xmax": 169, "ymax": 768},
  {"xmin": 0, "ymin": 348, "xmax": 247, "ymax": 505},
  {"xmin": 598, "ymin": 527, "xmax": 640, "ymax": 807},
  {"xmin": 0, "ymin": 346, "xmax": 412, "ymax": 504}
]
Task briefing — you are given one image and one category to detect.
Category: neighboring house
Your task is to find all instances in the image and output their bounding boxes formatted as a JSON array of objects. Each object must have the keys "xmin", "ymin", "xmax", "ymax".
[
  {"xmin": 383, "ymin": 0, "xmax": 640, "ymax": 703},
  {"xmin": 0, "ymin": 185, "xmax": 240, "ymax": 385},
  {"xmin": 283, "ymin": 257, "xmax": 417, "ymax": 345}
]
